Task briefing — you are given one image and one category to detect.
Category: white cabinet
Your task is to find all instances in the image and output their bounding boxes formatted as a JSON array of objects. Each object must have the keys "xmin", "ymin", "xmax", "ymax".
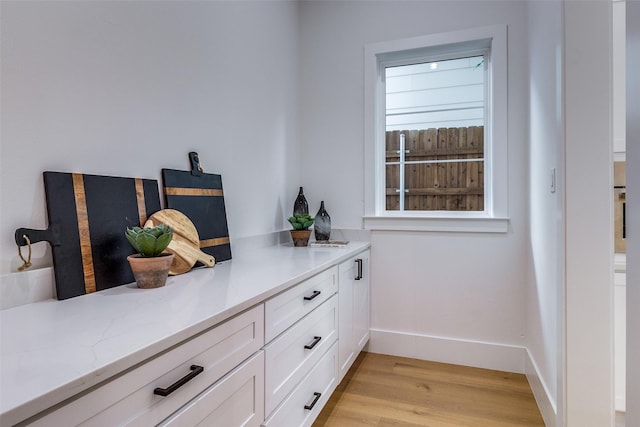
[
  {"xmin": 264, "ymin": 295, "xmax": 338, "ymax": 415},
  {"xmin": 14, "ymin": 244, "xmax": 371, "ymax": 427},
  {"xmin": 263, "ymin": 267, "xmax": 339, "ymax": 426},
  {"xmin": 338, "ymin": 250, "xmax": 370, "ymax": 381},
  {"xmin": 26, "ymin": 305, "xmax": 264, "ymax": 427}
]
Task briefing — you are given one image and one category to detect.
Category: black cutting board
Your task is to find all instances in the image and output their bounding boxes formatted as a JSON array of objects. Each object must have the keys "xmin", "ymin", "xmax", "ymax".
[
  {"xmin": 162, "ymin": 153, "xmax": 232, "ymax": 262},
  {"xmin": 15, "ymin": 172, "xmax": 161, "ymax": 300}
]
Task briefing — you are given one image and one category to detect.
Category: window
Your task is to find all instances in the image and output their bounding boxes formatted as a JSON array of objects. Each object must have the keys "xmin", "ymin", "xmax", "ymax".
[
  {"xmin": 386, "ymin": 55, "xmax": 486, "ymax": 211},
  {"xmin": 364, "ymin": 25, "xmax": 508, "ymax": 232}
]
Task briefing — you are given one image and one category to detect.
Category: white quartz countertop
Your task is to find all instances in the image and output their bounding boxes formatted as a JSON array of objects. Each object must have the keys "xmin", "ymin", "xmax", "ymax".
[{"xmin": 0, "ymin": 241, "xmax": 369, "ymax": 425}]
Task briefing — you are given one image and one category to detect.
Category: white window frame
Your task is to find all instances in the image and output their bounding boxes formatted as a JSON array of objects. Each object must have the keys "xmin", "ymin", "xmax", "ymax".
[{"xmin": 363, "ymin": 25, "xmax": 509, "ymax": 233}]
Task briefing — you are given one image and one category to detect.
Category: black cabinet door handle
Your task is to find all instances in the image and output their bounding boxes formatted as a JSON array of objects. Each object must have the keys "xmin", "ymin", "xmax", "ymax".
[
  {"xmin": 154, "ymin": 365, "xmax": 204, "ymax": 397},
  {"xmin": 304, "ymin": 392, "xmax": 322, "ymax": 410},
  {"xmin": 303, "ymin": 290, "xmax": 321, "ymax": 301},
  {"xmin": 355, "ymin": 258, "xmax": 363, "ymax": 280},
  {"xmin": 304, "ymin": 336, "xmax": 322, "ymax": 350},
  {"xmin": 623, "ymin": 201, "xmax": 626, "ymax": 239}
]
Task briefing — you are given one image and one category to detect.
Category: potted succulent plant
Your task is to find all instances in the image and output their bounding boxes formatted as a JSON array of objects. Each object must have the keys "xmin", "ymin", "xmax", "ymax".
[
  {"xmin": 125, "ymin": 224, "xmax": 174, "ymax": 288},
  {"xmin": 288, "ymin": 213, "xmax": 314, "ymax": 247}
]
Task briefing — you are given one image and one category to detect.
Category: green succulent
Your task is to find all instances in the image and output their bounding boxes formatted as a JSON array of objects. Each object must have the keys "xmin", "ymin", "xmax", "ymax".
[
  {"xmin": 288, "ymin": 213, "xmax": 314, "ymax": 230},
  {"xmin": 125, "ymin": 224, "xmax": 173, "ymax": 257}
]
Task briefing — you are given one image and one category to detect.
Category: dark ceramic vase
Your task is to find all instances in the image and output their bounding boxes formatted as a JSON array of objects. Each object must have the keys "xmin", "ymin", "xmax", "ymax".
[
  {"xmin": 314, "ymin": 201, "xmax": 331, "ymax": 241},
  {"xmin": 293, "ymin": 187, "xmax": 309, "ymax": 216}
]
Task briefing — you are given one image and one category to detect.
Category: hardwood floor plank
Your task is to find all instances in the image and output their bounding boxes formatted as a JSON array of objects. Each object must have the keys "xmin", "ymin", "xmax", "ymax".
[{"xmin": 314, "ymin": 352, "xmax": 545, "ymax": 427}]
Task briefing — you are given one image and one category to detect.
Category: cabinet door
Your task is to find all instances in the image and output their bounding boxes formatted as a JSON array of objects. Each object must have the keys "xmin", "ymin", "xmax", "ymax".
[
  {"xmin": 338, "ymin": 258, "xmax": 355, "ymax": 381},
  {"xmin": 338, "ymin": 250, "xmax": 370, "ymax": 382},
  {"xmin": 353, "ymin": 251, "xmax": 370, "ymax": 354},
  {"xmin": 159, "ymin": 351, "xmax": 264, "ymax": 427}
]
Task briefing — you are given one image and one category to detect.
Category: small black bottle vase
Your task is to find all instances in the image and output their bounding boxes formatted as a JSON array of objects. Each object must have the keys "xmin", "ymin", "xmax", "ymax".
[
  {"xmin": 293, "ymin": 187, "xmax": 309, "ymax": 216},
  {"xmin": 314, "ymin": 201, "xmax": 331, "ymax": 241}
]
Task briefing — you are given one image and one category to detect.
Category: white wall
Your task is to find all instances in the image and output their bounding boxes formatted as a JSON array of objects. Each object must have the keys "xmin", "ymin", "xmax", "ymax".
[
  {"xmin": 564, "ymin": 0, "xmax": 615, "ymax": 425},
  {"xmin": 626, "ymin": 1, "xmax": 640, "ymax": 425},
  {"xmin": 0, "ymin": 1, "xmax": 301, "ymax": 275},
  {"xmin": 613, "ymin": 0, "xmax": 627, "ymax": 158},
  {"xmin": 525, "ymin": 0, "xmax": 564, "ymax": 425},
  {"xmin": 299, "ymin": 0, "xmax": 530, "ymax": 372}
]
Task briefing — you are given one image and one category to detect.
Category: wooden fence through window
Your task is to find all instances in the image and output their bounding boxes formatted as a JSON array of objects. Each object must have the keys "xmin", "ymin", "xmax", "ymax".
[{"xmin": 386, "ymin": 126, "xmax": 484, "ymax": 211}]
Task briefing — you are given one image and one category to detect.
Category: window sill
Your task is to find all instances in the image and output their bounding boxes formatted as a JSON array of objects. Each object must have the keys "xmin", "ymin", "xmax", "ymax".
[{"xmin": 363, "ymin": 215, "xmax": 509, "ymax": 233}]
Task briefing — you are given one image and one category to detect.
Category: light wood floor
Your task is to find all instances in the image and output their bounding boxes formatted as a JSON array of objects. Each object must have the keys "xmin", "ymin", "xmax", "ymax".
[{"xmin": 314, "ymin": 352, "xmax": 545, "ymax": 427}]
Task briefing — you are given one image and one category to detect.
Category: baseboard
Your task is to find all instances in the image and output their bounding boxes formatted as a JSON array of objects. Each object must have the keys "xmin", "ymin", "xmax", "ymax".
[
  {"xmin": 525, "ymin": 348, "xmax": 558, "ymax": 427},
  {"xmin": 368, "ymin": 328, "xmax": 526, "ymax": 373}
]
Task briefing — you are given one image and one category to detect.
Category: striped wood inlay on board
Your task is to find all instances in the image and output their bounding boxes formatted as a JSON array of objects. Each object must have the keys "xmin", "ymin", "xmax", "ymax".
[
  {"xmin": 134, "ymin": 178, "xmax": 147, "ymax": 226},
  {"xmin": 164, "ymin": 187, "xmax": 224, "ymax": 197},
  {"xmin": 200, "ymin": 237, "xmax": 230, "ymax": 248},
  {"xmin": 72, "ymin": 173, "xmax": 97, "ymax": 294}
]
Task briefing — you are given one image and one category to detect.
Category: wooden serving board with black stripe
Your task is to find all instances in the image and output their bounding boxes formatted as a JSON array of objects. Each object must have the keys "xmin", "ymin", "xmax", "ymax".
[
  {"xmin": 162, "ymin": 153, "xmax": 232, "ymax": 262},
  {"xmin": 16, "ymin": 172, "xmax": 161, "ymax": 300}
]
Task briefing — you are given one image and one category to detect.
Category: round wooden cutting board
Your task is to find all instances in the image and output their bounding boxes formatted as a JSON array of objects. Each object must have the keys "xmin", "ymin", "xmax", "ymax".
[{"xmin": 145, "ymin": 209, "xmax": 215, "ymax": 275}]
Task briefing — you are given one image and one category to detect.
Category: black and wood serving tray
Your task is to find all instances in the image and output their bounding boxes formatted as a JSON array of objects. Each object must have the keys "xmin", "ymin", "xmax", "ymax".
[
  {"xmin": 15, "ymin": 172, "xmax": 161, "ymax": 300},
  {"xmin": 162, "ymin": 152, "xmax": 232, "ymax": 262}
]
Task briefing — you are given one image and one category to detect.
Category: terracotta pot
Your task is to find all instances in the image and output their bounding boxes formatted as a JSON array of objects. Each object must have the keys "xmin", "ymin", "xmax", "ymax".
[
  {"xmin": 127, "ymin": 253, "xmax": 175, "ymax": 289},
  {"xmin": 290, "ymin": 229, "xmax": 311, "ymax": 247}
]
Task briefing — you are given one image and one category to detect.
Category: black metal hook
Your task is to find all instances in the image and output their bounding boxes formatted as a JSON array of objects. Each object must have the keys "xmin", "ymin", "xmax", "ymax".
[{"xmin": 189, "ymin": 152, "xmax": 203, "ymax": 177}]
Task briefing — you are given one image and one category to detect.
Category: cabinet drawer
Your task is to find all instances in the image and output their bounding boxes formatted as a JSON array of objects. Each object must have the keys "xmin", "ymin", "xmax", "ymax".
[
  {"xmin": 28, "ymin": 305, "xmax": 264, "ymax": 427},
  {"xmin": 265, "ymin": 267, "xmax": 337, "ymax": 342},
  {"xmin": 264, "ymin": 295, "xmax": 338, "ymax": 416},
  {"xmin": 159, "ymin": 351, "xmax": 264, "ymax": 427},
  {"xmin": 262, "ymin": 342, "xmax": 338, "ymax": 427}
]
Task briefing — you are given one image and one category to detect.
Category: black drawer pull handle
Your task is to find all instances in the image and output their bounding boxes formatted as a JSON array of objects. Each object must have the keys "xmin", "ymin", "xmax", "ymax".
[
  {"xmin": 623, "ymin": 201, "xmax": 626, "ymax": 239},
  {"xmin": 154, "ymin": 365, "xmax": 204, "ymax": 397},
  {"xmin": 304, "ymin": 392, "xmax": 322, "ymax": 410},
  {"xmin": 304, "ymin": 336, "xmax": 322, "ymax": 350},
  {"xmin": 303, "ymin": 290, "xmax": 321, "ymax": 301},
  {"xmin": 355, "ymin": 259, "xmax": 363, "ymax": 280}
]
